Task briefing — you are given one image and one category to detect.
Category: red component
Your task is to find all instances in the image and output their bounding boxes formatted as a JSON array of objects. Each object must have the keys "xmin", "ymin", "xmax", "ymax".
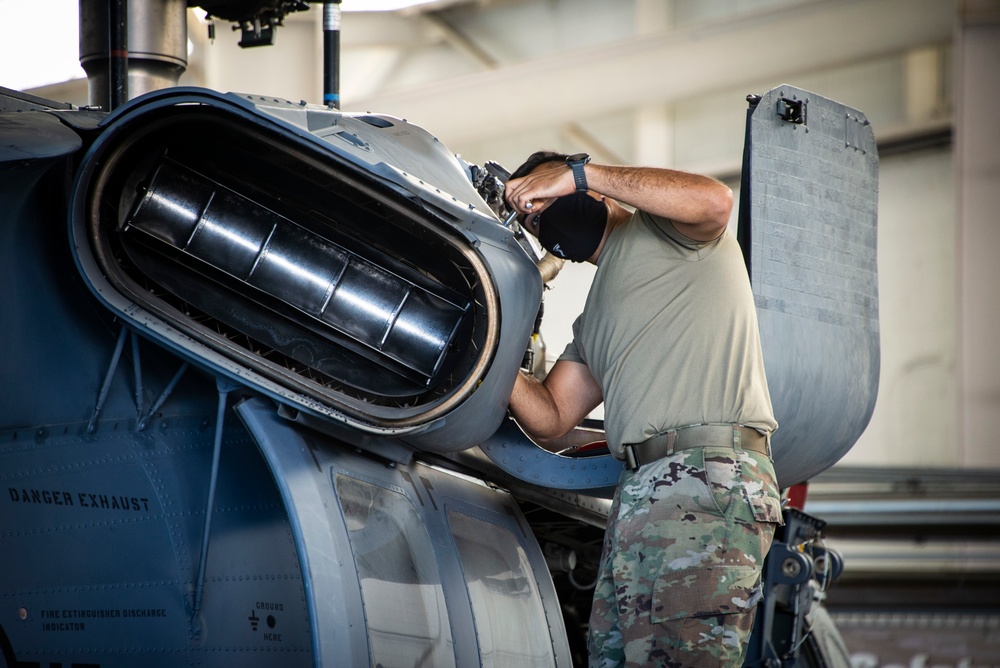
[
  {"xmin": 785, "ymin": 482, "xmax": 809, "ymax": 510},
  {"xmin": 576, "ymin": 440, "xmax": 608, "ymax": 454}
]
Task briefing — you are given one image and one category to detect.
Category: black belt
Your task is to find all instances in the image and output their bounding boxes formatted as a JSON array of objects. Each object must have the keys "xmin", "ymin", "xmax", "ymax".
[{"xmin": 623, "ymin": 424, "xmax": 771, "ymax": 472}]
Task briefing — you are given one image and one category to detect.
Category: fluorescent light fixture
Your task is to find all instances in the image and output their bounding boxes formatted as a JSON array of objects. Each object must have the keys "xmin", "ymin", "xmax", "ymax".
[{"xmin": 340, "ymin": 0, "xmax": 441, "ymax": 11}]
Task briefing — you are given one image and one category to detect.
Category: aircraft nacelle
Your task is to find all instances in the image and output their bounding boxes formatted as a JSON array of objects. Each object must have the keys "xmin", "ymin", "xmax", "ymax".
[{"xmin": 69, "ymin": 87, "xmax": 542, "ymax": 456}]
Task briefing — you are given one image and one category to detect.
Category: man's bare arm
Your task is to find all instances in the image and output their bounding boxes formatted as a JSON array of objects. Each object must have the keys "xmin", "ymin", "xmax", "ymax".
[
  {"xmin": 506, "ymin": 162, "xmax": 732, "ymax": 242},
  {"xmin": 508, "ymin": 360, "xmax": 603, "ymax": 449},
  {"xmin": 587, "ymin": 164, "xmax": 732, "ymax": 239}
]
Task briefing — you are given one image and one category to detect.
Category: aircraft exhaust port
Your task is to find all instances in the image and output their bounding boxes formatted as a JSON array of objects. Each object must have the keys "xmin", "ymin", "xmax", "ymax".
[
  {"xmin": 125, "ymin": 155, "xmax": 469, "ymax": 388},
  {"xmin": 70, "ymin": 90, "xmax": 542, "ymax": 448}
]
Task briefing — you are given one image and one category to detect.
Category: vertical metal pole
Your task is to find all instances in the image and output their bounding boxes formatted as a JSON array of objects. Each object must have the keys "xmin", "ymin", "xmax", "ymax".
[
  {"xmin": 131, "ymin": 330, "xmax": 144, "ymax": 418},
  {"xmin": 192, "ymin": 381, "xmax": 230, "ymax": 622},
  {"xmin": 109, "ymin": 0, "xmax": 128, "ymax": 110},
  {"xmin": 137, "ymin": 362, "xmax": 189, "ymax": 431},
  {"xmin": 323, "ymin": 1, "xmax": 342, "ymax": 108},
  {"xmin": 88, "ymin": 325, "xmax": 129, "ymax": 434}
]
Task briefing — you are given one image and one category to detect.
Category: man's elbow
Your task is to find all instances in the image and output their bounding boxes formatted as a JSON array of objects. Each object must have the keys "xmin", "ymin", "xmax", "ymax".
[
  {"xmin": 685, "ymin": 186, "xmax": 733, "ymax": 240},
  {"xmin": 516, "ymin": 409, "xmax": 582, "ymax": 445},
  {"xmin": 524, "ymin": 425, "xmax": 586, "ymax": 454},
  {"xmin": 703, "ymin": 185, "xmax": 734, "ymax": 237},
  {"xmin": 523, "ymin": 423, "xmax": 569, "ymax": 445},
  {"xmin": 712, "ymin": 184, "xmax": 735, "ymax": 225}
]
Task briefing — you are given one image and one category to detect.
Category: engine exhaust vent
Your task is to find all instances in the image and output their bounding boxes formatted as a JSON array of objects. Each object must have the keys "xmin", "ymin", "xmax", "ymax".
[{"xmin": 125, "ymin": 155, "xmax": 470, "ymax": 388}]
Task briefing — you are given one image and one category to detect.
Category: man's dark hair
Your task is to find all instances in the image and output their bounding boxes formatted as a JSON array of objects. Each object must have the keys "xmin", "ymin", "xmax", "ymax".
[{"xmin": 508, "ymin": 150, "xmax": 571, "ymax": 181}]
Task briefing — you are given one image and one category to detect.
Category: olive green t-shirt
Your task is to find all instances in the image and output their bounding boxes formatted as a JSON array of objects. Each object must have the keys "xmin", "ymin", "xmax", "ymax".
[{"xmin": 559, "ymin": 210, "xmax": 777, "ymax": 454}]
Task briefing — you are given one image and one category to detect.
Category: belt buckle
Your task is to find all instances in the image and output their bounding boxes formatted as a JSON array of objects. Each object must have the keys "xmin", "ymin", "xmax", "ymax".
[{"xmin": 624, "ymin": 444, "xmax": 639, "ymax": 472}]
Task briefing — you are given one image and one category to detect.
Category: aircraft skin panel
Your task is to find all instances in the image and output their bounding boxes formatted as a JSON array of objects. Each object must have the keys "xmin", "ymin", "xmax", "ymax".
[
  {"xmin": 443, "ymin": 501, "xmax": 573, "ymax": 667},
  {"xmin": 478, "ymin": 414, "xmax": 623, "ymax": 496},
  {"xmin": 185, "ymin": 415, "xmax": 314, "ymax": 662},
  {"xmin": 414, "ymin": 469, "xmax": 572, "ymax": 668},
  {"xmin": 0, "ymin": 411, "xmax": 313, "ymax": 666},
  {"xmin": 747, "ymin": 85, "xmax": 880, "ymax": 487},
  {"xmin": 235, "ymin": 397, "xmax": 368, "ymax": 666},
  {"xmin": 1, "ymin": 110, "xmax": 316, "ymax": 664},
  {"xmin": 236, "ymin": 395, "xmax": 574, "ymax": 667},
  {"xmin": 1, "ymin": 423, "xmax": 191, "ymax": 662},
  {"xmin": 243, "ymin": 92, "xmax": 497, "ymax": 219},
  {"xmin": 0, "ymin": 111, "xmax": 81, "ymax": 162},
  {"xmin": 0, "ymin": 138, "xmax": 185, "ymax": 430}
]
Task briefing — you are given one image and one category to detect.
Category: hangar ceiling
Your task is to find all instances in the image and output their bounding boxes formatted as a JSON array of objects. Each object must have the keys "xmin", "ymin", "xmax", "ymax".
[
  {"xmin": 341, "ymin": 0, "xmax": 952, "ymax": 149},
  {"xmin": 18, "ymin": 0, "xmax": 954, "ymax": 173}
]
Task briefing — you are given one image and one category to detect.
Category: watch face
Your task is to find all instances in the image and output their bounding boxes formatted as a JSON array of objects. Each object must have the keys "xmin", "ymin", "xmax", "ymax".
[{"xmin": 567, "ymin": 152, "xmax": 590, "ymax": 165}]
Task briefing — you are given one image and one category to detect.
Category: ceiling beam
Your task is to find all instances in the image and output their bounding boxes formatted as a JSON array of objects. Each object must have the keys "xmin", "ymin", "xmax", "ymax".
[{"xmin": 346, "ymin": 0, "xmax": 954, "ymax": 145}]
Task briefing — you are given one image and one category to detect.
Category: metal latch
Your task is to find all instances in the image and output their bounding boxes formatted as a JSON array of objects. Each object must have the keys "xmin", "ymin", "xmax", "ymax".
[{"xmin": 776, "ymin": 97, "xmax": 807, "ymax": 125}]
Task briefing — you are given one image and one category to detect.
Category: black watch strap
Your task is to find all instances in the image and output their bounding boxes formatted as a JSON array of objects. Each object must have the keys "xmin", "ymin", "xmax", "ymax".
[{"xmin": 566, "ymin": 153, "xmax": 591, "ymax": 192}]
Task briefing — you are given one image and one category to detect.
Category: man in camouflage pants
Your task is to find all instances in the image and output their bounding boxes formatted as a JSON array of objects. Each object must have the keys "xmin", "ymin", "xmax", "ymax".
[{"xmin": 505, "ymin": 151, "xmax": 782, "ymax": 666}]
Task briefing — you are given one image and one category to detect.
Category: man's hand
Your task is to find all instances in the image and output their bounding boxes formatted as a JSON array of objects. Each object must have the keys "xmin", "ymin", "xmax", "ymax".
[{"xmin": 504, "ymin": 162, "xmax": 575, "ymax": 216}]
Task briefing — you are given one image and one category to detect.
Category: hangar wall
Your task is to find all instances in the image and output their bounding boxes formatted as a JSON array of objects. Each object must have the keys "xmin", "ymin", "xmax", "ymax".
[{"xmin": 956, "ymin": 4, "xmax": 1000, "ymax": 467}]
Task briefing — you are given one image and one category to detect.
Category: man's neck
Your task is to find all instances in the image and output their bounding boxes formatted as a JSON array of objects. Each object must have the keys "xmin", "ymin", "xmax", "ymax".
[{"xmin": 586, "ymin": 203, "xmax": 632, "ymax": 265}]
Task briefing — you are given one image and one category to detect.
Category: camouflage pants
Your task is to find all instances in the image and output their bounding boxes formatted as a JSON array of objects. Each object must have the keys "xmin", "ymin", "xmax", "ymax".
[{"xmin": 587, "ymin": 446, "xmax": 783, "ymax": 668}]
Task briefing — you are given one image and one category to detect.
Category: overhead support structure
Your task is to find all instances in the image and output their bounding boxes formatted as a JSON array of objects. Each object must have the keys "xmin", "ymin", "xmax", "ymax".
[
  {"xmin": 109, "ymin": 0, "xmax": 128, "ymax": 111},
  {"xmin": 323, "ymin": 1, "xmax": 342, "ymax": 108}
]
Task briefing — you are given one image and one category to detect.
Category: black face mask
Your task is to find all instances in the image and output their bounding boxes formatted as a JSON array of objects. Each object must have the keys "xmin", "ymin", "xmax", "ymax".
[{"xmin": 536, "ymin": 192, "xmax": 607, "ymax": 262}]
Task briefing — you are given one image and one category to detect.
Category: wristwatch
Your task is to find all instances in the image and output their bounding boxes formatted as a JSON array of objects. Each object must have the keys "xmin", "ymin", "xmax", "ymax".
[{"xmin": 566, "ymin": 153, "xmax": 591, "ymax": 192}]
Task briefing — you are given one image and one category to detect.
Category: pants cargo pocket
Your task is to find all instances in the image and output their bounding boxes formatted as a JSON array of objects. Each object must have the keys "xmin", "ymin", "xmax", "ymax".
[
  {"xmin": 746, "ymin": 488, "xmax": 783, "ymax": 524},
  {"xmin": 651, "ymin": 565, "xmax": 762, "ymax": 623},
  {"xmin": 741, "ymin": 450, "xmax": 784, "ymax": 526},
  {"xmin": 650, "ymin": 565, "xmax": 763, "ymax": 665}
]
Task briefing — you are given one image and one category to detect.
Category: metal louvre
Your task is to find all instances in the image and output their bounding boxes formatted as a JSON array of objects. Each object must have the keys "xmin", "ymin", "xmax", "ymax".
[{"xmin": 125, "ymin": 155, "xmax": 470, "ymax": 385}]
